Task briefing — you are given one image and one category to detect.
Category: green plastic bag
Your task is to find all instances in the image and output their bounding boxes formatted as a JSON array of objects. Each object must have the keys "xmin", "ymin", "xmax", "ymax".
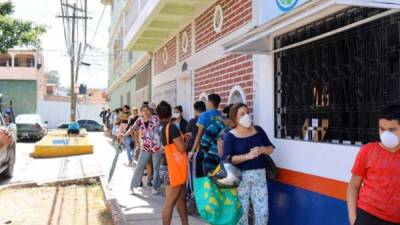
[{"xmin": 194, "ymin": 177, "xmax": 242, "ymax": 225}]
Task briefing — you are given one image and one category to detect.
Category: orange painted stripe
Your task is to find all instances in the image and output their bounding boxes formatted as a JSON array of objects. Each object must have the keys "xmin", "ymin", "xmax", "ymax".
[{"xmin": 276, "ymin": 168, "xmax": 348, "ymax": 201}]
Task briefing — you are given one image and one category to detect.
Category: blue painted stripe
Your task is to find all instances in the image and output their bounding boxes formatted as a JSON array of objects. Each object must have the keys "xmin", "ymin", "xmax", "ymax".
[{"xmin": 268, "ymin": 180, "xmax": 350, "ymax": 225}]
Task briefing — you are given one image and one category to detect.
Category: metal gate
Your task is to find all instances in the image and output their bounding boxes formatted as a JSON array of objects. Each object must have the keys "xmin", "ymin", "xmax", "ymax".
[{"xmin": 275, "ymin": 7, "xmax": 400, "ymax": 145}]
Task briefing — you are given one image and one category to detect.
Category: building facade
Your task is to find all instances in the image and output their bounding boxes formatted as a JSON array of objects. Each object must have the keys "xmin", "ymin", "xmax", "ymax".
[
  {"xmin": 102, "ymin": 0, "xmax": 152, "ymax": 110},
  {"xmin": 104, "ymin": 0, "xmax": 400, "ymax": 224},
  {"xmin": 224, "ymin": 1, "xmax": 400, "ymax": 225},
  {"xmin": 0, "ymin": 49, "xmax": 46, "ymax": 116},
  {"xmin": 122, "ymin": 0, "xmax": 255, "ymax": 119}
]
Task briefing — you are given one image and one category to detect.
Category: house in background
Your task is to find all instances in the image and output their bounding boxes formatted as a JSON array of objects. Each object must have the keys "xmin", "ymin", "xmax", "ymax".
[
  {"xmin": 46, "ymin": 83, "xmax": 57, "ymax": 95},
  {"xmin": 0, "ymin": 49, "xmax": 46, "ymax": 117}
]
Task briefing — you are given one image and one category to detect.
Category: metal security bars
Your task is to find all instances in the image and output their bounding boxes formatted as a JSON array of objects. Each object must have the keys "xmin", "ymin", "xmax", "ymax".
[{"xmin": 275, "ymin": 7, "xmax": 400, "ymax": 145}]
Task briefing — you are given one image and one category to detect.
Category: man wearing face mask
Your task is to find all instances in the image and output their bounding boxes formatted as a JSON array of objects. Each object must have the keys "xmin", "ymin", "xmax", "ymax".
[{"xmin": 347, "ymin": 105, "xmax": 400, "ymax": 225}]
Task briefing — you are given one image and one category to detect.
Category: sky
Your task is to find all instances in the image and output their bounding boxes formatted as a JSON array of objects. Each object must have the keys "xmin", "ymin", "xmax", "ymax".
[{"xmin": 12, "ymin": 0, "xmax": 110, "ymax": 89}]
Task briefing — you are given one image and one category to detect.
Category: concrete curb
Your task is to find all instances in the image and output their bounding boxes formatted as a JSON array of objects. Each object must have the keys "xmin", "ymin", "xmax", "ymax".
[
  {"xmin": 0, "ymin": 176, "xmax": 100, "ymax": 191},
  {"xmin": 0, "ymin": 176, "xmax": 128, "ymax": 225},
  {"xmin": 99, "ymin": 176, "xmax": 129, "ymax": 225}
]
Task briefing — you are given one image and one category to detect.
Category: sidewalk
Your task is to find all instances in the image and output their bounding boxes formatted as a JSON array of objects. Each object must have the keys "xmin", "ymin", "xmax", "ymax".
[
  {"xmin": 92, "ymin": 133, "xmax": 205, "ymax": 225},
  {"xmin": 1, "ymin": 133, "xmax": 205, "ymax": 225}
]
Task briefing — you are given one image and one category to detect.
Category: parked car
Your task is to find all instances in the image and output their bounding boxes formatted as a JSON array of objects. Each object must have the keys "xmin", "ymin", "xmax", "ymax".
[
  {"xmin": 77, "ymin": 119, "xmax": 103, "ymax": 132},
  {"xmin": 0, "ymin": 113, "xmax": 16, "ymax": 178},
  {"xmin": 16, "ymin": 114, "xmax": 48, "ymax": 141},
  {"xmin": 57, "ymin": 120, "xmax": 103, "ymax": 132},
  {"xmin": 57, "ymin": 123, "xmax": 68, "ymax": 129}
]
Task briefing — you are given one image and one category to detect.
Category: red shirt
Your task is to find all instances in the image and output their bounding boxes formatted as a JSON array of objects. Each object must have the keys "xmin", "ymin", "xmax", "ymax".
[{"xmin": 352, "ymin": 142, "xmax": 400, "ymax": 223}]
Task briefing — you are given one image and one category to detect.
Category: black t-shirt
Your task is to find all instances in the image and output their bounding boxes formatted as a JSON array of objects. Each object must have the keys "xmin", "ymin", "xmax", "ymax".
[
  {"xmin": 105, "ymin": 112, "xmax": 111, "ymax": 119},
  {"xmin": 126, "ymin": 116, "xmax": 139, "ymax": 132},
  {"xmin": 161, "ymin": 123, "xmax": 181, "ymax": 146},
  {"xmin": 179, "ymin": 119, "xmax": 188, "ymax": 134}
]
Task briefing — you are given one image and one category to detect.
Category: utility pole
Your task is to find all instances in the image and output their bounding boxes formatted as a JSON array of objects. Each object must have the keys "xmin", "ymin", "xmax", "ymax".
[
  {"xmin": 75, "ymin": 42, "xmax": 82, "ymax": 83},
  {"xmin": 74, "ymin": 42, "xmax": 82, "ymax": 118},
  {"xmin": 84, "ymin": 0, "xmax": 87, "ymax": 45},
  {"xmin": 70, "ymin": 4, "xmax": 76, "ymax": 122},
  {"xmin": 57, "ymin": 1, "xmax": 90, "ymax": 122}
]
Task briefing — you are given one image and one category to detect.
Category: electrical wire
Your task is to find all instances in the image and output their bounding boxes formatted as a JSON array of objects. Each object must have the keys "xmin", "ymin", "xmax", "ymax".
[
  {"xmin": 60, "ymin": 0, "xmax": 70, "ymax": 55},
  {"xmin": 43, "ymin": 0, "xmax": 54, "ymax": 18},
  {"xmin": 89, "ymin": 4, "xmax": 106, "ymax": 46}
]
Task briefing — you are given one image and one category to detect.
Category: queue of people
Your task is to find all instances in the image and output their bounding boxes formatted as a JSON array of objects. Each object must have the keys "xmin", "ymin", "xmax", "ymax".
[
  {"xmin": 99, "ymin": 96, "xmax": 400, "ymax": 225},
  {"xmin": 100, "ymin": 93, "xmax": 276, "ymax": 225}
]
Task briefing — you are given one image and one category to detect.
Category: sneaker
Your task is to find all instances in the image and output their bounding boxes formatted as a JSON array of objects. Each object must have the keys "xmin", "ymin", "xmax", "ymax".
[
  {"xmin": 147, "ymin": 181, "xmax": 153, "ymax": 187},
  {"xmin": 124, "ymin": 161, "xmax": 133, "ymax": 167},
  {"xmin": 130, "ymin": 188, "xmax": 135, "ymax": 195},
  {"xmin": 152, "ymin": 189, "xmax": 159, "ymax": 195}
]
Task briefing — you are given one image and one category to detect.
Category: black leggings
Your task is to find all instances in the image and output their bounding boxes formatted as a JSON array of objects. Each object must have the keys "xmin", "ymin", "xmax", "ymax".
[
  {"xmin": 194, "ymin": 151, "xmax": 204, "ymax": 177},
  {"xmin": 355, "ymin": 208, "xmax": 400, "ymax": 225}
]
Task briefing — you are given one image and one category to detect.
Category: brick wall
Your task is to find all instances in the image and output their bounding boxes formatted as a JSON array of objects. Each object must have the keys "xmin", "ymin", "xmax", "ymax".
[
  {"xmin": 179, "ymin": 24, "xmax": 192, "ymax": 62},
  {"xmin": 195, "ymin": 0, "xmax": 252, "ymax": 52},
  {"xmin": 154, "ymin": 37, "xmax": 177, "ymax": 75},
  {"xmin": 194, "ymin": 54, "xmax": 253, "ymax": 111}
]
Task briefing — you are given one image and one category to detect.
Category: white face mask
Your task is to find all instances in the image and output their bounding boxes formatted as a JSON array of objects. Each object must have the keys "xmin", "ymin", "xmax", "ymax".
[
  {"xmin": 239, "ymin": 114, "xmax": 252, "ymax": 128},
  {"xmin": 380, "ymin": 131, "xmax": 400, "ymax": 149},
  {"xmin": 172, "ymin": 112, "xmax": 180, "ymax": 119}
]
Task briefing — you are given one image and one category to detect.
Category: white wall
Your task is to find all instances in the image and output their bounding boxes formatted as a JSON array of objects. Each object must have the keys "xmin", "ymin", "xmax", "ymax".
[{"xmin": 37, "ymin": 101, "xmax": 104, "ymax": 129}]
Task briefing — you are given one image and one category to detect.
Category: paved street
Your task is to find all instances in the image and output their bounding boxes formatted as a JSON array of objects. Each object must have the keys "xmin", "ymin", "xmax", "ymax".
[{"xmin": 0, "ymin": 132, "xmax": 205, "ymax": 225}]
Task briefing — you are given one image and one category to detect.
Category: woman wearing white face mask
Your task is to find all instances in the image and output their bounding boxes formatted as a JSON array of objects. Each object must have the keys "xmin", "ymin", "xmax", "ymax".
[
  {"xmin": 172, "ymin": 105, "xmax": 188, "ymax": 134},
  {"xmin": 222, "ymin": 103, "xmax": 275, "ymax": 225}
]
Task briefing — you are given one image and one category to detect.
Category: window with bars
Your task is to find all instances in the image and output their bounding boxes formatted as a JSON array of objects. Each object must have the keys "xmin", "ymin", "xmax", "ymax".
[{"xmin": 274, "ymin": 8, "xmax": 400, "ymax": 145}]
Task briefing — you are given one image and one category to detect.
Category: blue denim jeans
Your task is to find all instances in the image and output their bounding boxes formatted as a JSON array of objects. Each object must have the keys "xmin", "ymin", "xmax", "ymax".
[
  {"xmin": 124, "ymin": 136, "xmax": 133, "ymax": 162},
  {"xmin": 130, "ymin": 150, "xmax": 163, "ymax": 190}
]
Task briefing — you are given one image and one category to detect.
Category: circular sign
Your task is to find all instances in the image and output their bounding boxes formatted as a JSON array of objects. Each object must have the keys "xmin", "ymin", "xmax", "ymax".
[{"xmin": 276, "ymin": 0, "xmax": 299, "ymax": 12}]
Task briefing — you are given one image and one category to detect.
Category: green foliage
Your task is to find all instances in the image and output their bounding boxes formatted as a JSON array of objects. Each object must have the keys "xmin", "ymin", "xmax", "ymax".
[
  {"xmin": 0, "ymin": 1, "xmax": 13, "ymax": 16},
  {"xmin": 45, "ymin": 70, "xmax": 61, "ymax": 86},
  {"xmin": 0, "ymin": 1, "xmax": 46, "ymax": 53}
]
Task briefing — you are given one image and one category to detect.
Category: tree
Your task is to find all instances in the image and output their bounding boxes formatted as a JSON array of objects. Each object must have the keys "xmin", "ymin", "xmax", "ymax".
[
  {"xmin": 45, "ymin": 70, "xmax": 61, "ymax": 86},
  {"xmin": 0, "ymin": 1, "xmax": 46, "ymax": 53}
]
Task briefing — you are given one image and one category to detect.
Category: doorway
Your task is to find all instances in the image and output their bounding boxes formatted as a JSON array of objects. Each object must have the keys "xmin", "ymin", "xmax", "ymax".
[{"xmin": 177, "ymin": 71, "xmax": 193, "ymax": 119}]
